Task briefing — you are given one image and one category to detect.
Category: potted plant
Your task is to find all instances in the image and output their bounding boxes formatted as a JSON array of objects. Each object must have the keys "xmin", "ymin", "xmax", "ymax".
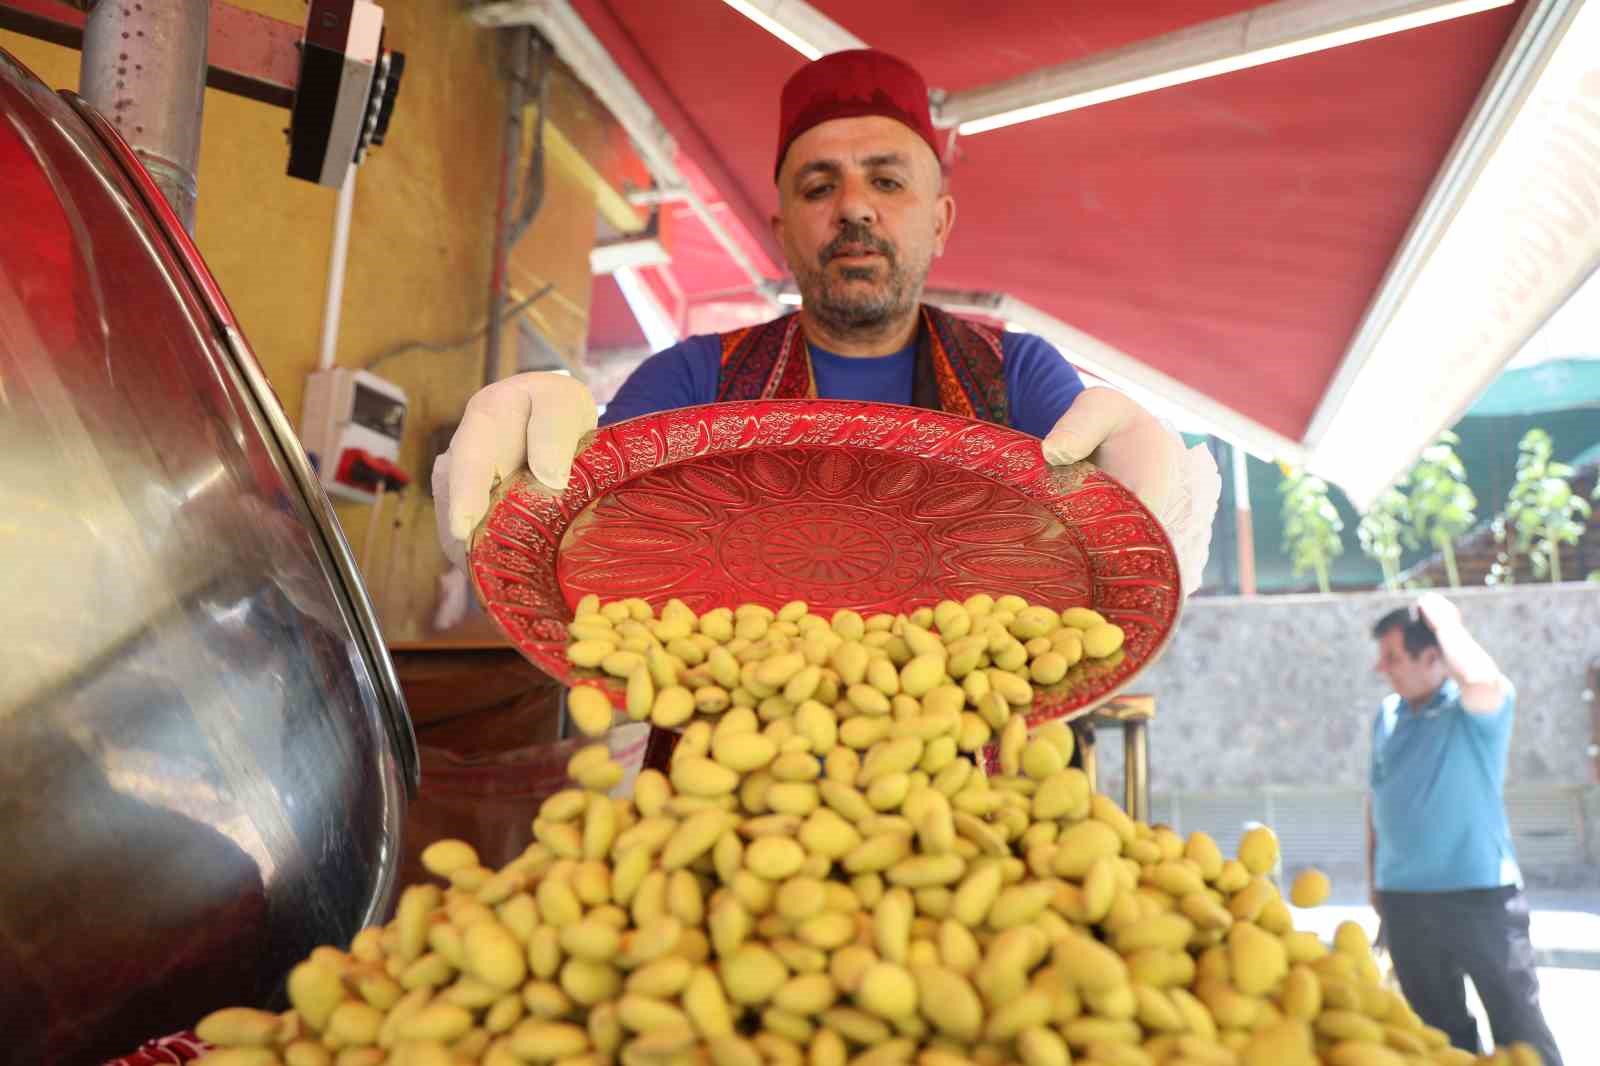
[
  {"xmin": 1507, "ymin": 428, "xmax": 1590, "ymax": 584},
  {"xmin": 1281, "ymin": 468, "xmax": 1344, "ymax": 595},
  {"xmin": 1358, "ymin": 487, "xmax": 1413, "ymax": 592},
  {"xmin": 1407, "ymin": 432, "xmax": 1475, "ymax": 589}
]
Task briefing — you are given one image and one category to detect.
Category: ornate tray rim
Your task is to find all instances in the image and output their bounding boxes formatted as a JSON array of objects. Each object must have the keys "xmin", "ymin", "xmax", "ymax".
[{"xmin": 468, "ymin": 399, "xmax": 1183, "ymax": 725}]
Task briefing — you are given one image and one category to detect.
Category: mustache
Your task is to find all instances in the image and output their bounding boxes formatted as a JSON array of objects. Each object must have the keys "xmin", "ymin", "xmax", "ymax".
[{"xmin": 822, "ymin": 225, "xmax": 896, "ymax": 264}]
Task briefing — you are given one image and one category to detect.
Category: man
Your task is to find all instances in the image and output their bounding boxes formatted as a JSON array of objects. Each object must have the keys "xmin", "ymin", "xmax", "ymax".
[
  {"xmin": 1368, "ymin": 593, "xmax": 1562, "ymax": 1066},
  {"xmin": 433, "ymin": 49, "xmax": 1219, "ymax": 589}
]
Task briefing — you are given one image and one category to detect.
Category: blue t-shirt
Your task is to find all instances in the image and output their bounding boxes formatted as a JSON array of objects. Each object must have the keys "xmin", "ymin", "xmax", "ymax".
[
  {"xmin": 599, "ymin": 330, "xmax": 1085, "ymax": 439},
  {"xmin": 1369, "ymin": 679, "xmax": 1521, "ymax": 892}
]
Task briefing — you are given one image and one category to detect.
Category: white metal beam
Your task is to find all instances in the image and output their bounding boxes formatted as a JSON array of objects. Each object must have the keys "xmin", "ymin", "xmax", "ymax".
[
  {"xmin": 717, "ymin": 0, "xmax": 866, "ymax": 61},
  {"xmin": 1305, "ymin": 0, "xmax": 1600, "ymax": 510},
  {"xmin": 935, "ymin": 0, "xmax": 1514, "ymax": 134},
  {"xmin": 1304, "ymin": 0, "xmax": 1579, "ymax": 447}
]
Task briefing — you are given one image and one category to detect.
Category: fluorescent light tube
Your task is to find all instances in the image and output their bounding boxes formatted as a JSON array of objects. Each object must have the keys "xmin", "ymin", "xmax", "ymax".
[
  {"xmin": 955, "ymin": 0, "xmax": 1513, "ymax": 135},
  {"xmin": 718, "ymin": 0, "xmax": 867, "ymax": 61}
]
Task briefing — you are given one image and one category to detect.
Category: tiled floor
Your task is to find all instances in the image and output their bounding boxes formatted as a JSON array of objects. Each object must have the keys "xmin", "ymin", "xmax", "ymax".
[
  {"xmin": 1529, "ymin": 967, "xmax": 1600, "ymax": 1066},
  {"xmin": 1292, "ymin": 900, "xmax": 1600, "ymax": 1066}
]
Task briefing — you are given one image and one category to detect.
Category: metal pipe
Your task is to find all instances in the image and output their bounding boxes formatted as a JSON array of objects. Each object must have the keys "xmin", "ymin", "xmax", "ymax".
[
  {"xmin": 472, "ymin": 1, "xmax": 781, "ymax": 308},
  {"xmin": 1123, "ymin": 719, "xmax": 1150, "ymax": 824},
  {"xmin": 80, "ymin": 0, "xmax": 210, "ymax": 233},
  {"xmin": 318, "ymin": 163, "xmax": 358, "ymax": 371},
  {"xmin": 1076, "ymin": 720, "xmax": 1098, "ymax": 794},
  {"xmin": 508, "ymin": 35, "xmax": 550, "ymax": 249},
  {"xmin": 485, "ymin": 28, "xmax": 532, "ymax": 388}
]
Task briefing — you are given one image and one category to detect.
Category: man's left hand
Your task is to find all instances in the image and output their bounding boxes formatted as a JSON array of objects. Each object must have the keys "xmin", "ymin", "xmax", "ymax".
[
  {"xmin": 1041, "ymin": 387, "xmax": 1176, "ymax": 513},
  {"xmin": 1041, "ymin": 387, "xmax": 1221, "ymax": 596},
  {"xmin": 1414, "ymin": 591, "xmax": 1462, "ymax": 633}
]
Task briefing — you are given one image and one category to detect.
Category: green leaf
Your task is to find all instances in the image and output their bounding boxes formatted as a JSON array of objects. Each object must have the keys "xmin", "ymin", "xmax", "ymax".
[{"xmin": 1280, "ymin": 467, "xmax": 1345, "ymax": 583}]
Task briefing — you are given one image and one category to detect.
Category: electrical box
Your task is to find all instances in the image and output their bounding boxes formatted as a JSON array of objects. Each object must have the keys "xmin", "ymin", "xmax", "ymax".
[
  {"xmin": 287, "ymin": 0, "xmax": 405, "ymax": 186},
  {"xmin": 301, "ymin": 368, "xmax": 410, "ymax": 502}
]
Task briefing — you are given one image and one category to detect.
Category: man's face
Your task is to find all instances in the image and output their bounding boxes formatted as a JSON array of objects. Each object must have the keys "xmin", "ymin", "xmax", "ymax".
[
  {"xmin": 1375, "ymin": 629, "xmax": 1442, "ymax": 703},
  {"xmin": 772, "ymin": 115, "xmax": 954, "ymax": 336}
]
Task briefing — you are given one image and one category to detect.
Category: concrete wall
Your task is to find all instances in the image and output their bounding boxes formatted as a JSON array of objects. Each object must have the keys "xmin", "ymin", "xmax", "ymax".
[{"xmin": 1132, "ymin": 584, "xmax": 1599, "ymax": 792}]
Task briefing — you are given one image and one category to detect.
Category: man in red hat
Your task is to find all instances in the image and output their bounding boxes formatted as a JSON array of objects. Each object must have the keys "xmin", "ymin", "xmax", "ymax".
[{"xmin": 434, "ymin": 50, "xmax": 1219, "ymax": 589}]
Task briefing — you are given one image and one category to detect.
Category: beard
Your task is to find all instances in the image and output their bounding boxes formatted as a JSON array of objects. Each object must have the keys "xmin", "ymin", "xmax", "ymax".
[{"xmin": 794, "ymin": 223, "xmax": 927, "ymax": 338}]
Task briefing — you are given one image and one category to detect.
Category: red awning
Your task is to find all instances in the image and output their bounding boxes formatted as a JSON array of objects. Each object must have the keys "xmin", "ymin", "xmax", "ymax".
[{"xmin": 559, "ymin": 0, "xmax": 1600, "ymax": 506}]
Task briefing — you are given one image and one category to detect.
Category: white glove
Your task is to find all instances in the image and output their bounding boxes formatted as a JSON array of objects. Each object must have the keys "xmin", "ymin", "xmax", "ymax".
[
  {"xmin": 431, "ymin": 372, "xmax": 599, "ymax": 568},
  {"xmin": 1152, "ymin": 440, "xmax": 1221, "ymax": 595},
  {"xmin": 1041, "ymin": 387, "xmax": 1220, "ymax": 595},
  {"xmin": 432, "ymin": 566, "xmax": 472, "ymax": 631}
]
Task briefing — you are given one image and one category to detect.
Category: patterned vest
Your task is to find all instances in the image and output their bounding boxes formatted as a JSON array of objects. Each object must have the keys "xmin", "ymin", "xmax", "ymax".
[{"xmin": 714, "ymin": 304, "xmax": 1008, "ymax": 424}]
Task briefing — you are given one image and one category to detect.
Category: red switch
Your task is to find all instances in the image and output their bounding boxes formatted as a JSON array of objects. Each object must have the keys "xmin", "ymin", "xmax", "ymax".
[{"xmin": 335, "ymin": 447, "xmax": 410, "ymax": 492}]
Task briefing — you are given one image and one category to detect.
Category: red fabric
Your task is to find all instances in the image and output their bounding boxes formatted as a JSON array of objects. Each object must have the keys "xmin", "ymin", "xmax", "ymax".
[
  {"xmin": 570, "ymin": 1, "xmax": 1524, "ymax": 441},
  {"xmin": 775, "ymin": 49, "xmax": 940, "ymax": 179},
  {"xmin": 101, "ymin": 1031, "xmax": 209, "ymax": 1065}
]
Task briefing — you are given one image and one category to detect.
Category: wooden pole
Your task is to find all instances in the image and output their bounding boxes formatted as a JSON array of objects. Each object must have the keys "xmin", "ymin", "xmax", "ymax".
[
  {"xmin": 1233, "ymin": 443, "xmax": 1257, "ymax": 596},
  {"xmin": 1587, "ymin": 659, "xmax": 1599, "ymax": 785}
]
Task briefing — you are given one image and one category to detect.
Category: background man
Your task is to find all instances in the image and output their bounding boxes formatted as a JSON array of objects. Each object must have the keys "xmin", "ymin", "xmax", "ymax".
[{"xmin": 1368, "ymin": 593, "xmax": 1562, "ymax": 1065}]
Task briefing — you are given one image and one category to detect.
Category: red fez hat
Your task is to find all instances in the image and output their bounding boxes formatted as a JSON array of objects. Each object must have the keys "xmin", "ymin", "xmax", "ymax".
[{"xmin": 775, "ymin": 49, "xmax": 939, "ymax": 181}]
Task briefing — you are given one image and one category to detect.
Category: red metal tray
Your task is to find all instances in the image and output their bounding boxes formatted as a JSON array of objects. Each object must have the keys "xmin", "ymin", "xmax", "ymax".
[
  {"xmin": 469, "ymin": 400, "xmax": 1181, "ymax": 724},
  {"xmin": 102, "ymin": 1031, "xmax": 208, "ymax": 1065}
]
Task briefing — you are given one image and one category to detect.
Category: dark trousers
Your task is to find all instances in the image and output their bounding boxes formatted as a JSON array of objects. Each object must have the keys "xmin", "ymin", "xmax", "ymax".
[{"xmin": 1377, "ymin": 886, "xmax": 1563, "ymax": 1066}]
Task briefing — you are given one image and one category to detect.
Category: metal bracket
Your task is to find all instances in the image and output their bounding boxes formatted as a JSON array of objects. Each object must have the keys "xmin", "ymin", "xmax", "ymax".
[
  {"xmin": 0, "ymin": 0, "xmax": 303, "ymax": 108},
  {"xmin": 1076, "ymin": 694, "xmax": 1156, "ymax": 823}
]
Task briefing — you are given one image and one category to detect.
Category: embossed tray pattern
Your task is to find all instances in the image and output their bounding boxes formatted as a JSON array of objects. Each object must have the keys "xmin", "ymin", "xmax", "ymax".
[{"xmin": 469, "ymin": 400, "xmax": 1181, "ymax": 723}]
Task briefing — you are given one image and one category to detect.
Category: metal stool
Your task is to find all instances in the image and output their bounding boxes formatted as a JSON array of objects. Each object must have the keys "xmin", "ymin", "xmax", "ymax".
[{"xmin": 1072, "ymin": 693, "xmax": 1154, "ymax": 823}]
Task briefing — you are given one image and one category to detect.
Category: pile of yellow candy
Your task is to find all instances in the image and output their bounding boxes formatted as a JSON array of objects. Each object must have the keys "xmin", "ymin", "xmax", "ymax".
[
  {"xmin": 561, "ymin": 596, "xmax": 1127, "ymax": 739},
  {"xmin": 189, "ymin": 598, "xmax": 1545, "ymax": 1066}
]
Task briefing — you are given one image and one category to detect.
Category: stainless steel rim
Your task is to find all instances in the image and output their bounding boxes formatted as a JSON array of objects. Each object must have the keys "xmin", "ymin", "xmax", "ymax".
[{"xmin": 61, "ymin": 91, "xmax": 420, "ymax": 805}]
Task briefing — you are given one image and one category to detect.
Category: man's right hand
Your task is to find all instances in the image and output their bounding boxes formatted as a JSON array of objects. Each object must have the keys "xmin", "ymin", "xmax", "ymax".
[{"xmin": 431, "ymin": 372, "xmax": 599, "ymax": 567}]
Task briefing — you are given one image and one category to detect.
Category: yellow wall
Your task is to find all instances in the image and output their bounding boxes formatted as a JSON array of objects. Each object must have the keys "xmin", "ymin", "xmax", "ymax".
[{"xmin": 2, "ymin": 1, "xmax": 614, "ymax": 644}]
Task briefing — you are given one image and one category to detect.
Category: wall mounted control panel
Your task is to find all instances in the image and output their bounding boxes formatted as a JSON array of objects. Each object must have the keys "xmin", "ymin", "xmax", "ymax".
[{"xmin": 301, "ymin": 368, "xmax": 410, "ymax": 502}]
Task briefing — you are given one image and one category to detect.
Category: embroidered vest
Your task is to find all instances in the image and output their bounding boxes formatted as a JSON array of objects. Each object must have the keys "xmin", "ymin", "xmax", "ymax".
[{"xmin": 715, "ymin": 304, "xmax": 1007, "ymax": 424}]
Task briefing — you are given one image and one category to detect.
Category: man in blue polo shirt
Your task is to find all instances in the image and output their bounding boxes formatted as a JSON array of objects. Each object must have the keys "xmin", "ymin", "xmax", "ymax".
[{"xmin": 1368, "ymin": 594, "xmax": 1562, "ymax": 1065}]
